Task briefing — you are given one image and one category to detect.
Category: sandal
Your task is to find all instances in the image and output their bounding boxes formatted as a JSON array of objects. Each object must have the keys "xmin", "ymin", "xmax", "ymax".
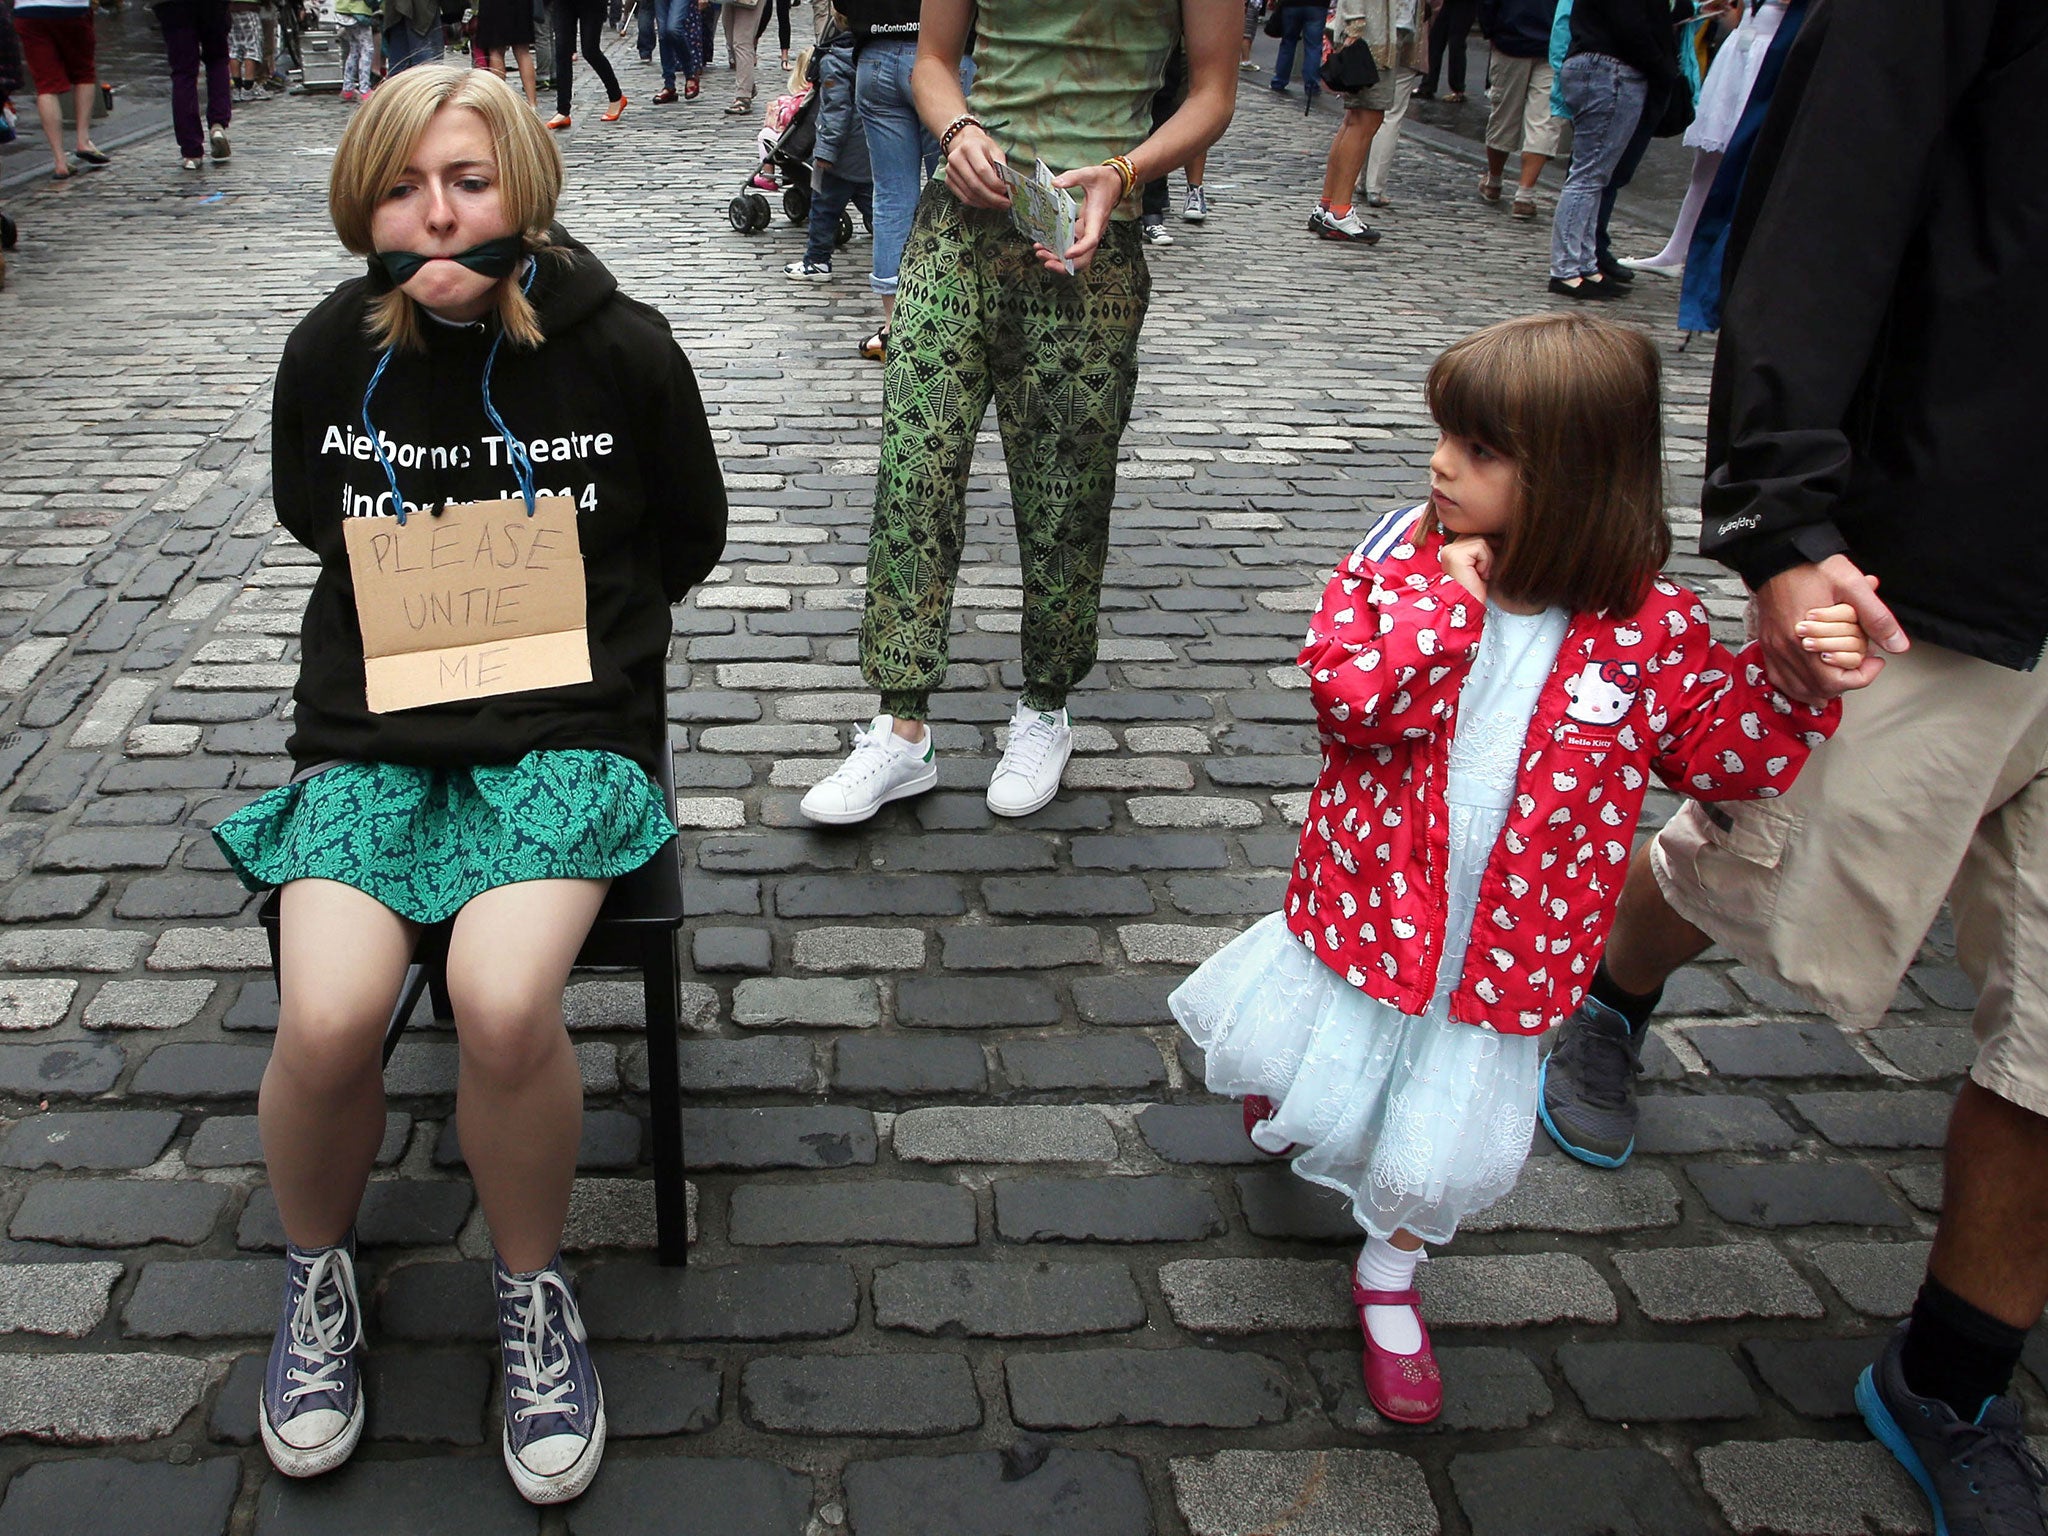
[
  {"xmin": 1242, "ymin": 1095, "xmax": 1297, "ymax": 1157},
  {"xmin": 1353, "ymin": 1282, "xmax": 1442, "ymax": 1424},
  {"xmin": 722, "ymin": 98, "xmax": 750, "ymax": 115},
  {"xmin": 858, "ymin": 324, "xmax": 888, "ymax": 361}
]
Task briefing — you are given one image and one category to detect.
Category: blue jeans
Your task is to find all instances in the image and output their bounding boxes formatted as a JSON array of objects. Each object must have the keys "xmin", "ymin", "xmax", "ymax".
[
  {"xmin": 658, "ymin": 0, "xmax": 715, "ymax": 88},
  {"xmin": 1550, "ymin": 52, "xmax": 1646, "ymax": 280},
  {"xmin": 1271, "ymin": 5, "xmax": 1323, "ymax": 94},
  {"xmin": 856, "ymin": 38, "xmax": 971, "ymax": 297},
  {"xmin": 384, "ymin": 18, "xmax": 442, "ymax": 72},
  {"xmin": 636, "ymin": 0, "xmax": 654, "ymax": 56},
  {"xmin": 805, "ymin": 168, "xmax": 874, "ymax": 266},
  {"xmin": 1597, "ymin": 76, "xmax": 1668, "ymax": 268}
]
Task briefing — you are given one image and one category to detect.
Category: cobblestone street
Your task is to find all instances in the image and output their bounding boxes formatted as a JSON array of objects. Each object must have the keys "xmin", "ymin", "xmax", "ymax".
[{"xmin": 0, "ymin": 34, "xmax": 1980, "ymax": 1536}]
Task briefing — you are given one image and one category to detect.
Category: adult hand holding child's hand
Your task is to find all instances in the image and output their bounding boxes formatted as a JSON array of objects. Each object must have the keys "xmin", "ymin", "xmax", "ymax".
[{"xmin": 1440, "ymin": 535, "xmax": 1492, "ymax": 602}]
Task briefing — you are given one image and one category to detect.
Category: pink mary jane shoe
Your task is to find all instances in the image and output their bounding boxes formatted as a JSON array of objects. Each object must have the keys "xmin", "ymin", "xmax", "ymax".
[
  {"xmin": 1352, "ymin": 1282, "xmax": 1443, "ymax": 1424},
  {"xmin": 1242, "ymin": 1095, "xmax": 1297, "ymax": 1157}
]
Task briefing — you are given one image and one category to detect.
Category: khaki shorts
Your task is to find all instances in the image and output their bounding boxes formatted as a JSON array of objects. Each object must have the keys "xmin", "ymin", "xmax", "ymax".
[
  {"xmin": 1651, "ymin": 639, "xmax": 2048, "ymax": 1116},
  {"xmin": 1484, "ymin": 51, "xmax": 1563, "ymax": 158}
]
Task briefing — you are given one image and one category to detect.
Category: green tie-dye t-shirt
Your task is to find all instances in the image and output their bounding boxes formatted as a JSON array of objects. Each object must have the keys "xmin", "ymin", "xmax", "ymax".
[{"xmin": 955, "ymin": 0, "xmax": 1183, "ymax": 221}]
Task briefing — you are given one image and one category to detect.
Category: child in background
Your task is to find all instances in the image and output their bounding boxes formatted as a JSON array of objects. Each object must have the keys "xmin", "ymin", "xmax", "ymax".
[
  {"xmin": 746, "ymin": 46, "xmax": 809, "ymax": 188},
  {"xmin": 228, "ymin": 0, "xmax": 263, "ymax": 97},
  {"xmin": 784, "ymin": 14, "xmax": 867, "ymax": 279},
  {"xmin": 1172, "ymin": 312, "xmax": 1863, "ymax": 1424},
  {"xmin": 335, "ymin": 0, "xmax": 380, "ymax": 100}
]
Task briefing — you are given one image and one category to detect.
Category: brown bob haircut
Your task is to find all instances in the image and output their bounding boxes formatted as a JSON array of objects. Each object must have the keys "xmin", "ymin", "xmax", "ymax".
[
  {"xmin": 327, "ymin": 65, "xmax": 564, "ymax": 355},
  {"xmin": 1423, "ymin": 312, "xmax": 1671, "ymax": 617}
]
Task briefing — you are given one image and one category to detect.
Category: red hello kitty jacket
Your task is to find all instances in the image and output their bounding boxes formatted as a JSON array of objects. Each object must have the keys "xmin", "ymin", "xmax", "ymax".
[{"xmin": 1285, "ymin": 506, "xmax": 1840, "ymax": 1036}]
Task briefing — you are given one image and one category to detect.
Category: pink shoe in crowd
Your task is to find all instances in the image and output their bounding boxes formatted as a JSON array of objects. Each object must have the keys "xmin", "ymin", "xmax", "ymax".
[
  {"xmin": 340, "ymin": 88, "xmax": 357, "ymax": 102},
  {"xmin": 1353, "ymin": 1281, "xmax": 1442, "ymax": 1424},
  {"xmin": 749, "ymin": 172, "xmax": 778, "ymax": 191}
]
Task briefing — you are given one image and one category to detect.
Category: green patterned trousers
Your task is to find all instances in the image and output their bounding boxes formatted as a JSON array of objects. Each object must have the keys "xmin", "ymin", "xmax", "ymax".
[{"xmin": 861, "ymin": 184, "xmax": 1151, "ymax": 721}]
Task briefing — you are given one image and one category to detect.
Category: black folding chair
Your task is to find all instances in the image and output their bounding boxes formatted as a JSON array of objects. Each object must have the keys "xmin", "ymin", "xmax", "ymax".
[{"xmin": 259, "ymin": 748, "xmax": 691, "ymax": 1266}]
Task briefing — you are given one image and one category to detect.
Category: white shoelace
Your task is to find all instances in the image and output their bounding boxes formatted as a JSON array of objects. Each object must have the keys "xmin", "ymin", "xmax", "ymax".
[
  {"xmin": 997, "ymin": 714, "xmax": 1063, "ymax": 783},
  {"xmin": 282, "ymin": 1248, "xmax": 362, "ymax": 1405},
  {"xmin": 820, "ymin": 723, "xmax": 909, "ymax": 795},
  {"xmin": 500, "ymin": 1268, "xmax": 589, "ymax": 1425}
]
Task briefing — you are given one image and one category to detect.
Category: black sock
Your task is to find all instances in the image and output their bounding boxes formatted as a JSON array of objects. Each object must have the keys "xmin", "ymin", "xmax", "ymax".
[
  {"xmin": 1900, "ymin": 1274, "xmax": 2027, "ymax": 1419},
  {"xmin": 1589, "ymin": 961, "xmax": 1662, "ymax": 1035}
]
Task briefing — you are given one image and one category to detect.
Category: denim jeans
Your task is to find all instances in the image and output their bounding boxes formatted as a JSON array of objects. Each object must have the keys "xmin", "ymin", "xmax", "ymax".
[
  {"xmin": 1271, "ymin": 4, "xmax": 1323, "ymax": 94},
  {"xmin": 857, "ymin": 38, "xmax": 971, "ymax": 298},
  {"xmin": 1597, "ymin": 75, "xmax": 1668, "ymax": 267},
  {"xmin": 1550, "ymin": 51, "xmax": 1646, "ymax": 280},
  {"xmin": 636, "ymin": 0, "xmax": 654, "ymax": 57},
  {"xmin": 805, "ymin": 168, "xmax": 874, "ymax": 267},
  {"xmin": 658, "ymin": 0, "xmax": 714, "ymax": 87},
  {"xmin": 384, "ymin": 17, "xmax": 443, "ymax": 72}
]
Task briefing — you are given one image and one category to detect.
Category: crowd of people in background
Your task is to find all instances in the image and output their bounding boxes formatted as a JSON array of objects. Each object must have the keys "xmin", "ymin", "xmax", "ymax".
[{"xmin": 0, "ymin": 0, "xmax": 1795, "ymax": 323}]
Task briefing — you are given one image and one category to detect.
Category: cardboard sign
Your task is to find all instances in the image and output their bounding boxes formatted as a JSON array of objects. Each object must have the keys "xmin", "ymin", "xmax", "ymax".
[{"xmin": 343, "ymin": 495, "xmax": 592, "ymax": 713}]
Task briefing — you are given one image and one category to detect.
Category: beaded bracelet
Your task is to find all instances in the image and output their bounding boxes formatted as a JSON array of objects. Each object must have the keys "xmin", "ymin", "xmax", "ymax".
[
  {"xmin": 939, "ymin": 113, "xmax": 984, "ymax": 151},
  {"xmin": 1102, "ymin": 153, "xmax": 1138, "ymax": 200}
]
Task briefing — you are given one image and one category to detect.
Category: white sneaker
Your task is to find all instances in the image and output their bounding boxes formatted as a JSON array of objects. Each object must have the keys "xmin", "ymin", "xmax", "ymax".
[
  {"xmin": 1182, "ymin": 185, "xmax": 1208, "ymax": 222},
  {"xmin": 799, "ymin": 715, "xmax": 938, "ymax": 825},
  {"xmin": 1308, "ymin": 205, "xmax": 1380, "ymax": 244},
  {"xmin": 986, "ymin": 702, "xmax": 1073, "ymax": 818}
]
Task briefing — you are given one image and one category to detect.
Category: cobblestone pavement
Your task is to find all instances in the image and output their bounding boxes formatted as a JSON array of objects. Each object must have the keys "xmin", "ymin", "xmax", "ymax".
[{"xmin": 0, "ymin": 35, "xmax": 1980, "ymax": 1536}]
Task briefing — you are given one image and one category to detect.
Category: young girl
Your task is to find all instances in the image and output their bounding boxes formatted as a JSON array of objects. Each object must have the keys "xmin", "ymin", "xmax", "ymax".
[
  {"xmin": 1171, "ymin": 312, "xmax": 1861, "ymax": 1424},
  {"xmin": 214, "ymin": 65, "xmax": 724, "ymax": 1501}
]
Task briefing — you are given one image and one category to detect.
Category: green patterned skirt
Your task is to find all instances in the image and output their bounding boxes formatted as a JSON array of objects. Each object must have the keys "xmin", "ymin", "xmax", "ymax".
[{"xmin": 213, "ymin": 750, "xmax": 676, "ymax": 925}]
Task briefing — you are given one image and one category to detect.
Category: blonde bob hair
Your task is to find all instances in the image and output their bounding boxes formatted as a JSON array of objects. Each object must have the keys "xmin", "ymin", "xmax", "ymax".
[{"xmin": 328, "ymin": 65, "xmax": 564, "ymax": 355}]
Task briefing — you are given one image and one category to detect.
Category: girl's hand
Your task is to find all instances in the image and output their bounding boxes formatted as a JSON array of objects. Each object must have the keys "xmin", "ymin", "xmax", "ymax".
[
  {"xmin": 1795, "ymin": 601, "xmax": 1869, "ymax": 670},
  {"xmin": 1043, "ymin": 163, "xmax": 1125, "ymax": 274},
  {"xmin": 1440, "ymin": 535, "xmax": 1492, "ymax": 601},
  {"xmin": 943, "ymin": 125, "xmax": 1011, "ymax": 209}
]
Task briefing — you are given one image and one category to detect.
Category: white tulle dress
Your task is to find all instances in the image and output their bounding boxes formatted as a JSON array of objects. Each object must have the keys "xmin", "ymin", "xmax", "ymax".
[
  {"xmin": 1172, "ymin": 601, "xmax": 1570, "ymax": 1244},
  {"xmin": 1685, "ymin": 0, "xmax": 1788, "ymax": 153}
]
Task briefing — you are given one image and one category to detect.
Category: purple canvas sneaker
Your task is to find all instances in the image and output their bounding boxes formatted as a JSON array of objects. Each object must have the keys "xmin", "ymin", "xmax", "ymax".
[
  {"xmin": 495, "ymin": 1253, "xmax": 606, "ymax": 1504},
  {"xmin": 260, "ymin": 1237, "xmax": 366, "ymax": 1478}
]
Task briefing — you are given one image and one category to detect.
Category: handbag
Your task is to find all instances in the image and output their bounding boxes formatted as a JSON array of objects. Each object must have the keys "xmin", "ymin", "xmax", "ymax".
[
  {"xmin": 1263, "ymin": 4, "xmax": 1283, "ymax": 37},
  {"xmin": 1652, "ymin": 82, "xmax": 1694, "ymax": 137},
  {"xmin": 1320, "ymin": 35, "xmax": 1380, "ymax": 93}
]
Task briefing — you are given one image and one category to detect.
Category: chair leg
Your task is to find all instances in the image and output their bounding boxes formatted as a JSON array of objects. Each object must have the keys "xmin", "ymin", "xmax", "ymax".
[
  {"xmin": 427, "ymin": 963, "xmax": 454, "ymax": 1023},
  {"xmin": 382, "ymin": 963, "xmax": 432, "ymax": 1067},
  {"xmin": 642, "ymin": 930, "xmax": 689, "ymax": 1267}
]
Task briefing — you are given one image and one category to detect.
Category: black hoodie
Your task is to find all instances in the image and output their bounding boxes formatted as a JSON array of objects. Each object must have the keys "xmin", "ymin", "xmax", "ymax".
[{"xmin": 270, "ymin": 232, "xmax": 727, "ymax": 778}]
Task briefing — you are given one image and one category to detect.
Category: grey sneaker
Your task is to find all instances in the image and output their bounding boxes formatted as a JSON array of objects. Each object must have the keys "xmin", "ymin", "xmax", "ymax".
[
  {"xmin": 1182, "ymin": 185, "xmax": 1208, "ymax": 222},
  {"xmin": 496, "ymin": 1253, "xmax": 606, "ymax": 1504},
  {"xmin": 1538, "ymin": 996, "xmax": 1643, "ymax": 1167},
  {"xmin": 260, "ymin": 1237, "xmax": 366, "ymax": 1478},
  {"xmin": 1859, "ymin": 1327, "xmax": 2048, "ymax": 1536}
]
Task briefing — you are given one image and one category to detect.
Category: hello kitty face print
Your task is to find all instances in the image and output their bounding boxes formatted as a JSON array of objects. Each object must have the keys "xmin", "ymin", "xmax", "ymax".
[{"xmin": 1563, "ymin": 660, "xmax": 1640, "ymax": 726}]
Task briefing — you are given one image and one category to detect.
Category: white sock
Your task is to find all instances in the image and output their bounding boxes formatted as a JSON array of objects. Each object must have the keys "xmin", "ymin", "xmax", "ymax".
[
  {"xmin": 1249, "ymin": 1118, "xmax": 1294, "ymax": 1155},
  {"xmin": 883, "ymin": 715, "xmax": 927, "ymax": 748},
  {"xmin": 1354, "ymin": 1236, "xmax": 1424, "ymax": 1355}
]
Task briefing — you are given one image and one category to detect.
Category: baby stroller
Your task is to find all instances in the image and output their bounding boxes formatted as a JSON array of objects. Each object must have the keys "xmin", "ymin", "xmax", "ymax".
[{"xmin": 726, "ymin": 76, "xmax": 853, "ymax": 245}]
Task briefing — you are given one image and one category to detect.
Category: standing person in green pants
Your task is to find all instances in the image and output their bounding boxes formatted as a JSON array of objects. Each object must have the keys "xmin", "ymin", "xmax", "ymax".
[{"xmin": 801, "ymin": 0, "xmax": 1239, "ymax": 825}]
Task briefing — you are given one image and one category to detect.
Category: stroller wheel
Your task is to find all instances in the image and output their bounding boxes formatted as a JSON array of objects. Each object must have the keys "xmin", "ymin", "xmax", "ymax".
[
  {"xmin": 782, "ymin": 185, "xmax": 810, "ymax": 224},
  {"xmin": 745, "ymin": 193, "xmax": 773, "ymax": 233},
  {"xmin": 834, "ymin": 211, "xmax": 853, "ymax": 248},
  {"xmin": 728, "ymin": 194, "xmax": 756, "ymax": 234}
]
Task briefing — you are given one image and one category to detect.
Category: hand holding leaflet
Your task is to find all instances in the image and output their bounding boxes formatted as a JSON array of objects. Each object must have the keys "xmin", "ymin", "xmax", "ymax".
[{"xmin": 996, "ymin": 158, "xmax": 1078, "ymax": 276}]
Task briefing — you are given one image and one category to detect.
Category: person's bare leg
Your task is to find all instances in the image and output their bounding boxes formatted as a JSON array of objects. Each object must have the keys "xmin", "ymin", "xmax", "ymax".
[
  {"xmin": 1516, "ymin": 149, "xmax": 1549, "ymax": 193},
  {"xmin": 1320, "ymin": 107, "xmax": 1381, "ymax": 206},
  {"xmin": 1601, "ymin": 839, "xmax": 1712, "ymax": 996},
  {"xmin": 35, "ymin": 92, "xmax": 67, "ymax": 174},
  {"xmin": 261, "ymin": 880, "xmax": 417, "ymax": 1248},
  {"xmin": 444, "ymin": 877, "xmax": 607, "ymax": 1272},
  {"xmin": 514, "ymin": 43, "xmax": 537, "ymax": 105},
  {"xmin": 1929, "ymin": 1081, "xmax": 2048, "ymax": 1327},
  {"xmin": 1484, "ymin": 145, "xmax": 1507, "ymax": 183},
  {"xmin": 1187, "ymin": 148, "xmax": 1207, "ymax": 186},
  {"xmin": 70, "ymin": 83, "xmax": 96, "ymax": 154},
  {"xmin": 489, "ymin": 45, "xmax": 508, "ymax": 75}
]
